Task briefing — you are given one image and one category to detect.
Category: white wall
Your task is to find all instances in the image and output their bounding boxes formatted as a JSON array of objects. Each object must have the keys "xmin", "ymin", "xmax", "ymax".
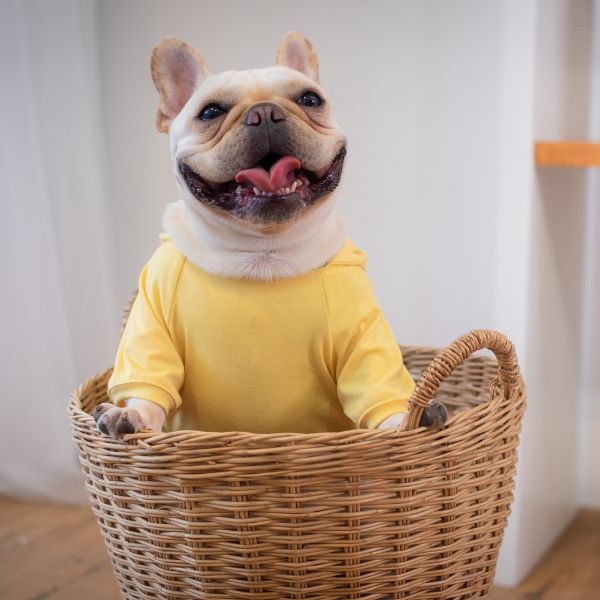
[
  {"xmin": 490, "ymin": 0, "xmax": 538, "ymax": 583},
  {"xmin": 579, "ymin": 0, "xmax": 600, "ymax": 508},
  {"xmin": 527, "ymin": 0, "xmax": 596, "ymax": 576},
  {"xmin": 494, "ymin": 0, "xmax": 596, "ymax": 584},
  {"xmin": 96, "ymin": 0, "xmax": 505, "ymax": 347}
]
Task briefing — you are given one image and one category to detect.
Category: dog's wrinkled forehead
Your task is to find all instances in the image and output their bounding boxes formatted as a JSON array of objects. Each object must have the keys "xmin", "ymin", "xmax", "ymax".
[
  {"xmin": 195, "ymin": 67, "xmax": 319, "ymax": 106},
  {"xmin": 169, "ymin": 66, "xmax": 334, "ymax": 145},
  {"xmin": 170, "ymin": 66, "xmax": 322, "ymax": 129},
  {"xmin": 152, "ymin": 32, "xmax": 323, "ymax": 134}
]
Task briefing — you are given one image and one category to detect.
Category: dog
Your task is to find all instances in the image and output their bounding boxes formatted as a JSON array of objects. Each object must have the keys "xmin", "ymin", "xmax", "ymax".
[{"xmin": 94, "ymin": 32, "xmax": 446, "ymax": 438}]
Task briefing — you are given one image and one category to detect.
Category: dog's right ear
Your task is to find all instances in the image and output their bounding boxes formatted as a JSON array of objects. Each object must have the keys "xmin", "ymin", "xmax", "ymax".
[
  {"xmin": 276, "ymin": 32, "xmax": 319, "ymax": 83},
  {"xmin": 151, "ymin": 37, "xmax": 212, "ymax": 133}
]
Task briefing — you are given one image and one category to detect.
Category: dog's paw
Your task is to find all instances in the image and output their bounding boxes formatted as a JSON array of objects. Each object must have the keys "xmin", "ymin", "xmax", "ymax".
[
  {"xmin": 418, "ymin": 399, "xmax": 448, "ymax": 429},
  {"xmin": 92, "ymin": 403, "xmax": 146, "ymax": 439},
  {"xmin": 377, "ymin": 412, "xmax": 407, "ymax": 429}
]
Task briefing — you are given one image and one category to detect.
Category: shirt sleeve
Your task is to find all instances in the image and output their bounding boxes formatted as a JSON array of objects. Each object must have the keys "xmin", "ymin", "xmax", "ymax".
[
  {"xmin": 108, "ymin": 242, "xmax": 185, "ymax": 415},
  {"xmin": 321, "ymin": 265, "xmax": 415, "ymax": 428}
]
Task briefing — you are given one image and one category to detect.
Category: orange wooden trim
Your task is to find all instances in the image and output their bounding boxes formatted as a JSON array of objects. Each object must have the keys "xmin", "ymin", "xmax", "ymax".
[{"xmin": 535, "ymin": 141, "xmax": 600, "ymax": 167}]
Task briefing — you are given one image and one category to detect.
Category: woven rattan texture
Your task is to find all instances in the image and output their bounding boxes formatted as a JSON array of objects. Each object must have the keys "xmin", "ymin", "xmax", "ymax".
[{"xmin": 69, "ymin": 331, "xmax": 525, "ymax": 599}]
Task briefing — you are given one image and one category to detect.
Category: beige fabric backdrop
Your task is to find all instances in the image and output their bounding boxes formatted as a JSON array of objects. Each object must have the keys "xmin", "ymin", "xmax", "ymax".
[{"xmin": 0, "ymin": 0, "xmax": 119, "ymax": 502}]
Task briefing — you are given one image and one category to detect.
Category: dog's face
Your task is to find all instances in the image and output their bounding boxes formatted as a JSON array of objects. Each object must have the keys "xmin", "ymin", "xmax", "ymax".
[{"xmin": 151, "ymin": 33, "xmax": 347, "ymax": 228}]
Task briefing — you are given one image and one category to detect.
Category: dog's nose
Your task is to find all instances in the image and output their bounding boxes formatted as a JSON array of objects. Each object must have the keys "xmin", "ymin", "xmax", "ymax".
[{"xmin": 245, "ymin": 103, "xmax": 286, "ymax": 126}]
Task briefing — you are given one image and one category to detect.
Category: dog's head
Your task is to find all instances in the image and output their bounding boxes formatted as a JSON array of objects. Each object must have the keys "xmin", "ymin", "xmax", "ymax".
[{"xmin": 151, "ymin": 32, "xmax": 347, "ymax": 230}]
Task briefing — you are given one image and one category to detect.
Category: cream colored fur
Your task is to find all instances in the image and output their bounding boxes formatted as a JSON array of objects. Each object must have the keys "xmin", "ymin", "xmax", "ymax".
[
  {"xmin": 163, "ymin": 62, "xmax": 348, "ymax": 280},
  {"xmin": 163, "ymin": 193, "xmax": 346, "ymax": 280}
]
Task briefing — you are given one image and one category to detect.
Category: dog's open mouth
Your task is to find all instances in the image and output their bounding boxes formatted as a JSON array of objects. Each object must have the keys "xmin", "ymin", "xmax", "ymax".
[{"xmin": 179, "ymin": 148, "xmax": 346, "ymax": 220}]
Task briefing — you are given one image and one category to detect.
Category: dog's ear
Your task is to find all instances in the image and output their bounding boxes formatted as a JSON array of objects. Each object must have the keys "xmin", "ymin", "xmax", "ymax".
[
  {"xmin": 151, "ymin": 37, "xmax": 212, "ymax": 133},
  {"xmin": 276, "ymin": 32, "xmax": 319, "ymax": 83}
]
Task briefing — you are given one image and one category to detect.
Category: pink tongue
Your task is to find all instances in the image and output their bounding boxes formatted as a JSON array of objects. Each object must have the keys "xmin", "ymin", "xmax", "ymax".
[{"xmin": 235, "ymin": 156, "xmax": 301, "ymax": 193}]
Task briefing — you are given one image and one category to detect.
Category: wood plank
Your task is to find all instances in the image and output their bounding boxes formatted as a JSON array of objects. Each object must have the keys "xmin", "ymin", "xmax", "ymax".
[
  {"xmin": 491, "ymin": 510, "xmax": 600, "ymax": 599},
  {"xmin": 535, "ymin": 141, "xmax": 600, "ymax": 167},
  {"xmin": 1, "ymin": 496, "xmax": 599, "ymax": 599},
  {"xmin": 0, "ymin": 497, "xmax": 120, "ymax": 600}
]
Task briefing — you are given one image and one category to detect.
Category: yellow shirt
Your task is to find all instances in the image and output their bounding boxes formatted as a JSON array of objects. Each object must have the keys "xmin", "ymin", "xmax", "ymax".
[{"xmin": 108, "ymin": 236, "xmax": 414, "ymax": 433}]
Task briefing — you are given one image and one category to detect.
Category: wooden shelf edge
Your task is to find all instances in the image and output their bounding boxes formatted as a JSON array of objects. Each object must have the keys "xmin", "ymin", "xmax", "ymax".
[{"xmin": 535, "ymin": 141, "xmax": 600, "ymax": 167}]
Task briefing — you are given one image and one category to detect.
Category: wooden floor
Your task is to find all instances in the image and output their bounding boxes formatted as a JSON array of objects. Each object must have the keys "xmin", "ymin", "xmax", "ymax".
[
  {"xmin": 0, "ymin": 497, "xmax": 120, "ymax": 599},
  {"xmin": 490, "ymin": 509, "xmax": 600, "ymax": 600},
  {"xmin": 0, "ymin": 496, "xmax": 598, "ymax": 599}
]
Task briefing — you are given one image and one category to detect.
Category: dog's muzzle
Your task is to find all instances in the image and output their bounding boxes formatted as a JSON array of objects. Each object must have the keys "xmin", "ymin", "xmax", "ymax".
[{"xmin": 179, "ymin": 146, "xmax": 346, "ymax": 224}]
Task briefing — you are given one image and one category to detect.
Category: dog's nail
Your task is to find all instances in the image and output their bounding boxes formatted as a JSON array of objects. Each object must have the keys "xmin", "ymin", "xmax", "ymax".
[
  {"xmin": 97, "ymin": 416, "xmax": 109, "ymax": 435},
  {"xmin": 419, "ymin": 410, "xmax": 433, "ymax": 428},
  {"xmin": 431, "ymin": 401, "xmax": 448, "ymax": 429},
  {"xmin": 92, "ymin": 403, "xmax": 110, "ymax": 423},
  {"xmin": 117, "ymin": 416, "xmax": 135, "ymax": 435}
]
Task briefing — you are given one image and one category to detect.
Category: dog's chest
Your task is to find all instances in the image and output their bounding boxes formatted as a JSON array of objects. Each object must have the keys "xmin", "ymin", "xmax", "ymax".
[
  {"xmin": 164, "ymin": 262, "xmax": 341, "ymax": 432},
  {"xmin": 171, "ymin": 262, "xmax": 332, "ymax": 371}
]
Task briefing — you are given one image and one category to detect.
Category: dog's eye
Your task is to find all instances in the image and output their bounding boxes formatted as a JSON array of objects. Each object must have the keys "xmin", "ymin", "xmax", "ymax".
[
  {"xmin": 297, "ymin": 92, "xmax": 323, "ymax": 108},
  {"xmin": 198, "ymin": 104, "xmax": 227, "ymax": 121}
]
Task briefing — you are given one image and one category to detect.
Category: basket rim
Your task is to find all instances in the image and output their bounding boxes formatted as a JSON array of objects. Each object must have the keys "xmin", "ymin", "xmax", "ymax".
[{"xmin": 68, "ymin": 366, "xmax": 520, "ymax": 447}]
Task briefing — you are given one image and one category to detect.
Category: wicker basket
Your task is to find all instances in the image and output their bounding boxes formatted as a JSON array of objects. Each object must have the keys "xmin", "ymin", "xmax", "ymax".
[{"xmin": 69, "ymin": 329, "xmax": 525, "ymax": 599}]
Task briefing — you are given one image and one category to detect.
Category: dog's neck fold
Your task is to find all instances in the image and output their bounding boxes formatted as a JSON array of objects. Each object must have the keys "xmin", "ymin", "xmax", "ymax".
[{"xmin": 162, "ymin": 195, "xmax": 346, "ymax": 280}]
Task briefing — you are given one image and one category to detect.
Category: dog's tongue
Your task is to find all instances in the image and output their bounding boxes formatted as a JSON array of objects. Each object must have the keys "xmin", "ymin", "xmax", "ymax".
[{"xmin": 235, "ymin": 156, "xmax": 301, "ymax": 193}]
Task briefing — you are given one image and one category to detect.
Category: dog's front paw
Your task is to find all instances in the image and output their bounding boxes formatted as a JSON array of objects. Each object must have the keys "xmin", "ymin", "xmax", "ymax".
[
  {"xmin": 93, "ymin": 403, "xmax": 146, "ymax": 439},
  {"xmin": 418, "ymin": 399, "xmax": 448, "ymax": 429}
]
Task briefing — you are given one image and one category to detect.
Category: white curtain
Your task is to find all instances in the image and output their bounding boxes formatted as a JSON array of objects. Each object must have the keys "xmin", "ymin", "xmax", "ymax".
[{"xmin": 0, "ymin": 0, "xmax": 120, "ymax": 503}]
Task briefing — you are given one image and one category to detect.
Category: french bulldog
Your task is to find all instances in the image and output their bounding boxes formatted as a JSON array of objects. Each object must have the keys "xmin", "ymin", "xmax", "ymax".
[{"xmin": 94, "ymin": 32, "xmax": 446, "ymax": 438}]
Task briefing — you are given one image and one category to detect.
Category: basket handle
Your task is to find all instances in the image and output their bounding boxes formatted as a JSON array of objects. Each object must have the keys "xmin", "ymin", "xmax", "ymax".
[{"xmin": 403, "ymin": 329, "xmax": 522, "ymax": 430}]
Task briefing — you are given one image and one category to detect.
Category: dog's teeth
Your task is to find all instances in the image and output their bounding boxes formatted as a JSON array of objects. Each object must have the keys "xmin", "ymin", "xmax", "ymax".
[
  {"xmin": 296, "ymin": 179, "xmax": 303, "ymax": 187},
  {"xmin": 253, "ymin": 187, "xmax": 260, "ymax": 195},
  {"xmin": 291, "ymin": 181, "xmax": 298, "ymax": 192},
  {"xmin": 235, "ymin": 185, "xmax": 243, "ymax": 193}
]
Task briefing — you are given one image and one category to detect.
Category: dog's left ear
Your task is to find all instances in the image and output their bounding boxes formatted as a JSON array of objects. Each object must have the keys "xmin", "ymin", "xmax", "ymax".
[
  {"xmin": 151, "ymin": 37, "xmax": 212, "ymax": 133},
  {"xmin": 276, "ymin": 32, "xmax": 319, "ymax": 83}
]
